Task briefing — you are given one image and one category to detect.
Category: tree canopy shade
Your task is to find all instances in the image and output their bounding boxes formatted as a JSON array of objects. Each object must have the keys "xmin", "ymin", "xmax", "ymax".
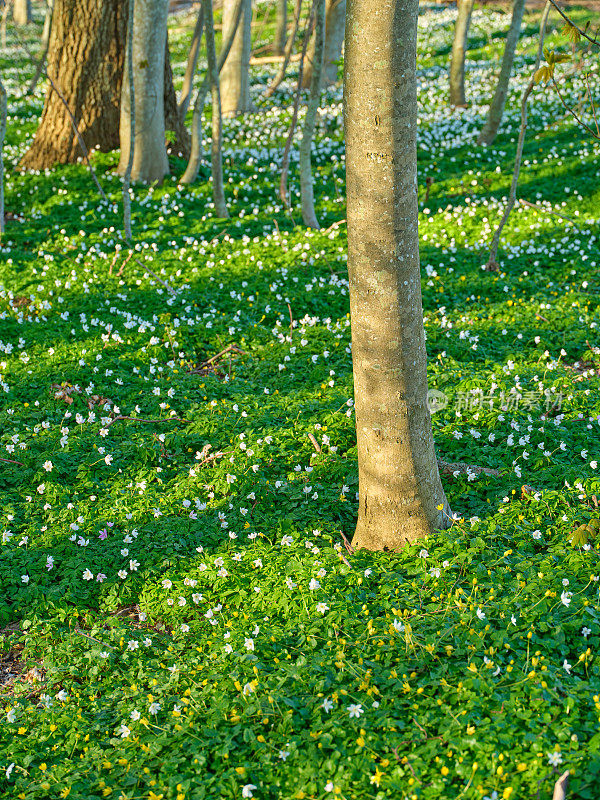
[{"xmin": 344, "ymin": 0, "xmax": 451, "ymax": 549}]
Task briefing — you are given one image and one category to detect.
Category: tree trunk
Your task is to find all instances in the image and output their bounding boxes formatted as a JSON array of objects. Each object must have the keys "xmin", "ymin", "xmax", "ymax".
[
  {"xmin": 178, "ymin": 5, "xmax": 204, "ymax": 118},
  {"xmin": 20, "ymin": 0, "xmax": 127, "ymax": 170},
  {"xmin": 274, "ymin": 0, "xmax": 287, "ymax": 54},
  {"xmin": 449, "ymin": 0, "xmax": 474, "ymax": 107},
  {"xmin": 203, "ymin": 0, "xmax": 228, "ymax": 217},
  {"xmin": 118, "ymin": 0, "xmax": 169, "ymax": 184},
  {"xmin": 477, "ymin": 0, "xmax": 526, "ymax": 145},
  {"xmin": 345, "ymin": 0, "xmax": 451, "ymax": 550},
  {"xmin": 299, "ymin": 0, "xmax": 325, "ymax": 228},
  {"xmin": 27, "ymin": 0, "xmax": 54, "ymax": 95},
  {"xmin": 164, "ymin": 40, "xmax": 191, "ymax": 159},
  {"xmin": 0, "ymin": 76, "xmax": 6, "ymax": 235},
  {"xmin": 13, "ymin": 0, "xmax": 32, "ymax": 25},
  {"xmin": 220, "ymin": 0, "xmax": 253, "ymax": 116},
  {"xmin": 302, "ymin": 0, "xmax": 345, "ymax": 88}
]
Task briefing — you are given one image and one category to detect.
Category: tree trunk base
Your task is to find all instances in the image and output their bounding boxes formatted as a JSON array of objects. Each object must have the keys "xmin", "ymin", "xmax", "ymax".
[{"xmin": 352, "ymin": 498, "xmax": 453, "ymax": 552}]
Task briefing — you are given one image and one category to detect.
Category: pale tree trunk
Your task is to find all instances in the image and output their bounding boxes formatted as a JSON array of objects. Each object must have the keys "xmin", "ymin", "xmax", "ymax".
[
  {"xmin": 13, "ymin": 0, "xmax": 32, "ymax": 25},
  {"xmin": 345, "ymin": 0, "xmax": 451, "ymax": 550},
  {"xmin": 20, "ymin": 0, "xmax": 127, "ymax": 170},
  {"xmin": 478, "ymin": 0, "xmax": 526, "ymax": 145},
  {"xmin": 302, "ymin": 0, "xmax": 345, "ymax": 88},
  {"xmin": 220, "ymin": 0, "xmax": 253, "ymax": 116},
  {"xmin": 123, "ymin": 0, "xmax": 134, "ymax": 241},
  {"xmin": 203, "ymin": 0, "xmax": 228, "ymax": 217},
  {"xmin": 449, "ymin": 0, "xmax": 474, "ymax": 106},
  {"xmin": 274, "ymin": 0, "xmax": 287, "ymax": 54},
  {"xmin": 181, "ymin": 0, "xmax": 243, "ymax": 184},
  {"xmin": 299, "ymin": 0, "xmax": 325, "ymax": 228},
  {"xmin": 118, "ymin": 0, "xmax": 169, "ymax": 184},
  {"xmin": 28, "ymin": 0, "xmax": 54, "ymax": 94},
  {"xmin": 485, "ymin": 1, "xmax": 550, "ymax": 269},
  {"xmin": 178, "ymin": 5, "xmax": 204, "ymax": 117},
  {"xmin": 0, "ymin": 75, "xmax": 6, "ymax": 236},
  {"xmin": 265, "ymin": 0, "xmax": 302, "ymax": 98}
]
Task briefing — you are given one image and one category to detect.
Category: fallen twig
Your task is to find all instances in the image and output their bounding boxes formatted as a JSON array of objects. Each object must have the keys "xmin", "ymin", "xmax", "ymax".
[
  {"xmin": 74, "ymin": 628, "xmax": 115, "ymax": 650},
  {"xmin": 519, "ymin": 198, "xmax": 579, "ymax": 227},
  {"xmin": 307, "ymin": 433, "xmax": 321, "ymax": 453},
  {"xmin": 0, "ymin": 457, "xmax": 24, "ymax": 466}
]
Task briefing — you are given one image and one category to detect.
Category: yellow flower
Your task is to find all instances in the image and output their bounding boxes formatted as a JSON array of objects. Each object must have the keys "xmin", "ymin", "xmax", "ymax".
[
  {"xmin": 40, "ymin": 763, "xmax": 47, "ymax": 772},
  {"xmin": 441, "ymin": 766, "xmax": 449, "ymax": 776}
]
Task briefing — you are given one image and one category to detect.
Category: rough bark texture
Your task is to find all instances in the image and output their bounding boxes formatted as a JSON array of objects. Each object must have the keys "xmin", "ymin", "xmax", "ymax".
[
  {"xmin": 449, "ymin": 0, "xmax": 474, "ymax": 106},
  {"xmin": 300, "ymin": 0, "xmax": 325, "ymax": 228},
  {"xmin": 220, "ymin": 0, "xmax": 253, "ymax": 116},
  {"xmin": 274, "ymin": 0, "xmax": 287, "ymax": 54},
  {"xmin": 164, "ymin": 42, "xmax": 191, "ymax": 159},
  {"xmin": 477, "ymin": 0, "xmax": 526, "ymax": 144},
  {"xmin": 302, "ymin": 0, "xmax": 345, "ymax": 88},
  {"xmin": 118, "ymin": 0, "xmax": 170, "ymax": 184},
  {"xmin": 13, "ymin": 0, "xmax": 32, "ymax": 25},
  {"xmin": 20, "ymin": 0, "xmax": 126, "ymax": 170},
  {"xmin": 345, "ymin": 0, "xmax": 451, "ymax": 550}
]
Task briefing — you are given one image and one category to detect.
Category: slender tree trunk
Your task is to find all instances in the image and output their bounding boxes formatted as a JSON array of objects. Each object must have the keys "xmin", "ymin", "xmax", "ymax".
[
  {"xmin": 486, "ymin": 1, "xmax": 550, "ymax": 269},
  {"xmin": 265, "ymin": 0, "xmax": 302, "ymax": 98},
  {"xmin": 203, "ymin": 0, "xmax": 228, "ymax": 217},
  {"xmin": 220, "ymin": 0, "xmax": 253, "ymax": 116},
  {"xmin": 123, "ymin": 0, "xmax": 135, "ymax": 241},
  {"xmin": 13, "ymin": 0, "xmax": 32, "ymax": 25},
  {"xmin": 274, "ymin": 0, "xmax": 287, "ymax": 54},
  {"xmin": 449, "ymin": 0, "xmax": 474, "ymax": 106},
  {"xmin": 27, "ymin": 0, "xmax": 54, "ymax": 95},
  {"xmin": 0, "ymin": 76, "xmax": 6, "ymax": 236},
  {"xmin": 299, "ymin": 0, "xmax": 325, "ymax": 228},
  {"xmin": 20, "ymin": 0, "xmax": 127, "ymax": 170},
  {"xmin": 118, "ymin": 0, "xmax": 169, "ymax": 184},
  {"xmin": 345, "ymin": 0, "xmax": 451, "ymax": 550},
  {"xmin": 181, "ymin": 0, "xmax": 243, "ymax": 184},
  {"xmin": 302, "ymin": 0, "xmax": 345, "ymax": 88},
  {"xmin": 178, "ymin": 5, "xmax": 204, "ymax": 117},
  {"xmin": 164, "ymin": 40, "xmax": 191, "ymax": 158},
  {"xmin": 478, "ymin": 0, "xmax": 526, "ymax": 145}
]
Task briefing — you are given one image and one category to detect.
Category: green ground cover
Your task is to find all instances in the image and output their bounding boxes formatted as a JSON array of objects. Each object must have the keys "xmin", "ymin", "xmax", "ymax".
[{"xmin": 1, "ymin": 3, "xmax": 600, "ymax": 798}]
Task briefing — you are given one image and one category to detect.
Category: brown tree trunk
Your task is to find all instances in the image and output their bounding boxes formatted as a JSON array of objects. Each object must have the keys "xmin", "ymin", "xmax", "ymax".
[
  {"xmin": 20, "ymin": 0, "xmax": 126, "ymax": 170},
  {"xmin": 449, "ymin": 0, "xmax": 474, "ymax": 106},
  {"xmin": 345, "ymin": 0, "xmax": 451, "ymax": 550},
  {"xmin": 13, "ymin": 0, "xmax": 32, "ymax": 25},
  {"xmin": 164, "ymin": 41, "xmax": 191, "ymax": 159}
]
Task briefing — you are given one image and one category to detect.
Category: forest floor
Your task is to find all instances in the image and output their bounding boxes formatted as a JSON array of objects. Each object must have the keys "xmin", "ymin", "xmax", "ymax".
[{"xmin": 1, "ymin": 3, "xmax": 600, "ymax": 799}]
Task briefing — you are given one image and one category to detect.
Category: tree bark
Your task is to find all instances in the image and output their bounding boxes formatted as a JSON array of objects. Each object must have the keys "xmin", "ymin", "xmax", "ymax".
[
  {"xmin": 478, "ymin": 0, "xmax": 526, "ymax": 145},
  {"xmin": 19, "ymin": 0, "xmax": 127, "ymax": 170},
  {"xmin": 302, "ymin": 0, "xmax": 345, "ymax": 88},
  {"xmin": 180, "ymin": 0, "xmax": 243, "ymax": 184},
  {"xmin": 274, "ymin": 0, "xmax": 287, "ymax": 54},
  {"xmin": 118, "ymin": 0, "xmax": 169, "ymax": 184},
  {"xmin": 178, "ymin": 5, "xmax": 204, "ymax": 118},
  {"xmin": 220, "ymin": 0, "xmax": 253, "ymax": 116},
  {"xmin": 449, "ymin": 0, "xmax": 474, "ymax": 106},
  {"xmin": 0, "ymin": 76, "xmax": 6, "ymax": 235},
  {"xmin": 164, "ymin": 40, "xmax": 191, "ymax": 159},
  {"xmin": 345, "ymin": 0, "xmax": 451, "ymax": 550},
  {"xmin": 13, "ymin": 0, "xmax": 32, "ymax": 25},
  {"xmin": 300, "ymin": 0, "xmax": 325, "ymax": 228},
  {"xmin": 203, "ymin": 0, "xmax": 228, "ymax": 217}
]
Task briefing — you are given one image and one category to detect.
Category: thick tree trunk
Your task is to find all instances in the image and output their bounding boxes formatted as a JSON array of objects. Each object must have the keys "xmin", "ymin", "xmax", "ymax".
[
  {"xmin": 299, "ymin": 0, "xmax": 325, "ymax": 228},
  {"xmin": 20, "ymin": 0, "xmax": 126, "ymax": 170},
  {"xmin": 345, "ymin": 0, "xmax": 451, "ymax": 550},
  {"xmin": 178, "ymin": 5, "xmax": 204, "ymax": 117},
  {"xmin": 274, "ymin": 0, "xmax": 287, "ymax": 54},
  {"xmin": 302, "ymin": 0, "xmax": 345, "ymax": 88},
  {"xmin": 220, "ymin": 0, "xmax": 253, "ymax": 116},
  {"xmin": 118, "ymin": 0, "xmax": 169, "ymax": 184},
  {"xmin": 13, "ymin": 0, "xmax": 32, "ymax": 25},
  {"xmin": 478, "ymin": 0, "xmax": 526, "ymax": 145},
  {"xmin": 449, "ymin": 0, "xmax": 474, "ymax": 106}
]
